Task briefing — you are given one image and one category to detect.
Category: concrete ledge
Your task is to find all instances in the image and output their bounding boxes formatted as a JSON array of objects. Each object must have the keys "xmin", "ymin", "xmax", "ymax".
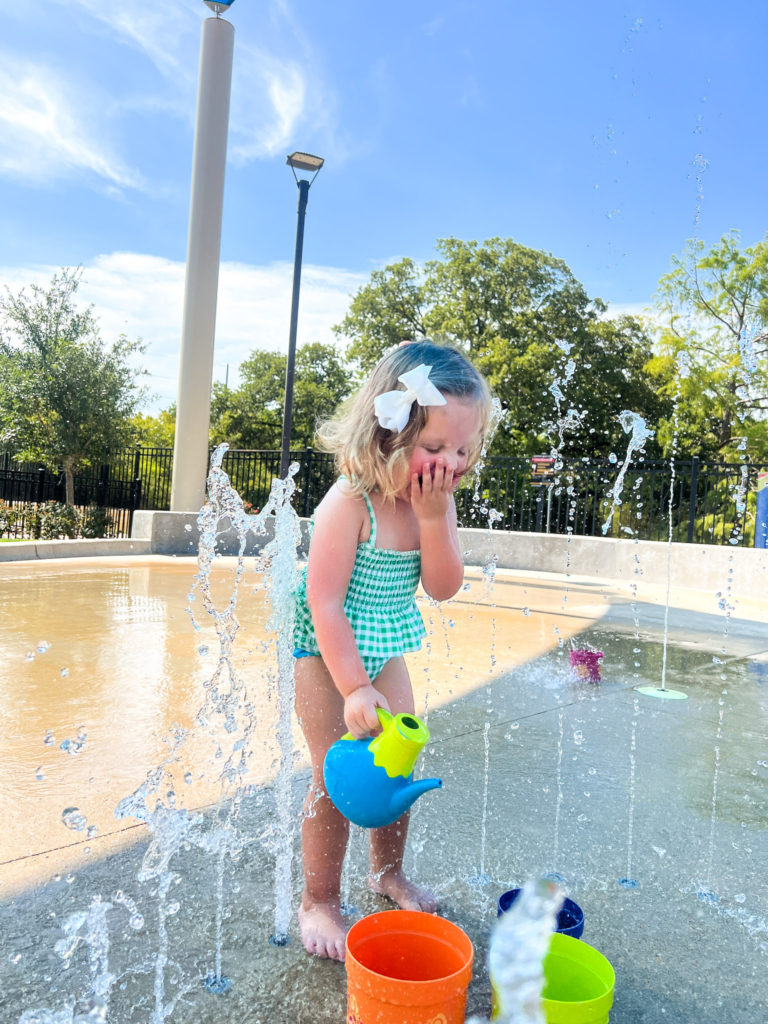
[
  {"xmin": 0, "ymin": 538, "xmax": 152, "ymax": 562},
  {"xmin": 3, "ymin": 512, "xmax": 765, "ymax": 597},
  {"xmin": 458, "ymin": 527, "xmax": 767, "ymax": 595},
  {"xmin": 131, "ymin": 510, "xmax": 200, "ymax": 556},
  {"xmin": 130, "ymin": 509, "xmax": 312, "ymax": 558}
]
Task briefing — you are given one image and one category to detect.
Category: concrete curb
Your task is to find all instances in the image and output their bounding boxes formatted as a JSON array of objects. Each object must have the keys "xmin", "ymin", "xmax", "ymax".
[
  {"xmin": 0, "ymin": 538, "xmax": 152, "ymax": 562},
  {"xmin": 1, "ymin": 512, "xmax": 765, "ymax": 599}
]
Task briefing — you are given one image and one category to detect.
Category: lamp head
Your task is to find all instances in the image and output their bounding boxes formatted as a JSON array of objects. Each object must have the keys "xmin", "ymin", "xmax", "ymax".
[
  {"xmin": 204, "ymin": 0, "xmax": 235, "ymax": 14},
  {"xmin": 286, "ymin": 152, "xmax": 325, "ymax": 173}
]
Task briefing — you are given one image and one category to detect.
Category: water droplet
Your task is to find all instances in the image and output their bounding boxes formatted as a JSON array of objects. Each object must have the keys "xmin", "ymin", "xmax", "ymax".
[
  {"xmin": 37, "ymin": 641, "xmax": 51, "ymax": 653},
  {"xmin": 618, "ymin": 878, "xmax": 639, "ymax": 889},
  {"xmin": 130, "ymin": 912, "xmax": 145, "ymax": 930},
  {"xmin": 59, "ymin": 731, "xmax": 87, "ymax": 756},
  {"xmin": 43, "ymin": 730, "xmax": 55, "ymax": 746},
  {"xmin": 35, "ymin": 766, "xmax": 45, "ymax": 780},
  {"xmin": 26, "ymin": 651, "xmax": 35, "ymax": 661},
  {"xmin": 61, "ymin": 807, "xmax": 87, "ymax": 832},
  {"xmin": 8, "ymin": 952, "xmax": 22, "ymax": 964},
  {"xmin": 522, "ymin": 607, "xmax": 530, "ymax": 616},
  {"xmin": 734, "ymin": 893, "xmax": 746, "ymax": 904},
  {"xmin": 184, "ymin": 771, "xmax": 194, "ymax": 784},
  {"xmin": 60, "ymin": 667, "xmax": 69, "ymax": 678},
  {"xmin": 198, "ymin": 645, "xmax": 209, "ymax": 656},
  {"xmin": 86, "ymin": 825, "xmax": 99, "ymax": 840},
  {"xmin": 696, "ymin": 888, "xmax": 718, "ymax": 905},
  {"xmin": 608, "ymin": 453, "xmax": 618, "ymax": 464},
  {"xmin": 203, "ymin": 972, "xmax": 233, "ymax": 993}
]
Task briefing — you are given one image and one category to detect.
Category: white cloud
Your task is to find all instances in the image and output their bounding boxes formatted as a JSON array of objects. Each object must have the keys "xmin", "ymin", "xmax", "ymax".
[
  {"xmin": 54, "ymin": 0, "xmax": 198, "ymax": 81},
  {"xmin": 0, "ymin": 56, "xmax": 144, "ymax": 190},
  {"xmin": 53, "ymin": 0, "xmax": 336, "ymax": 167},
  {"xmin": 0, "ymin": 253, "xmax": 367, "ymax": 413},
  {"xmin": 229, "ymin": 46, "xmax": 308, "ymax": 162},
  {"xmin": 8, "ymin": 0, "xmax": 349, "ymax": 196}
]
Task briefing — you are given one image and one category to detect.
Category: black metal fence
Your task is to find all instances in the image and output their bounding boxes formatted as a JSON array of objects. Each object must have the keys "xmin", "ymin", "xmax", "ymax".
[
  {"xmin": 459, "ymin": 455, "xmax": 767, "ymax": 546},
  {"xmin": 2, "ymin": 447, "xmax": 766, "ymax": 547}
]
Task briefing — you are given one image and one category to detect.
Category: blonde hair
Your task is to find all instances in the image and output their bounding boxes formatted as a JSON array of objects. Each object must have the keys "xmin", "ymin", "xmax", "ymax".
[{"xmin": 316, "ymin": 341, "xmax": 493, "ymax": 499}]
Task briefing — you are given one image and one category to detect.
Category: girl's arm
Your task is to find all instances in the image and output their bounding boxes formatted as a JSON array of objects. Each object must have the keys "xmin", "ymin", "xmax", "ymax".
[
  {"xmin": 305, "ymin": 484, "xmax": 390, "ymax": 738},
  {"xmin": 412, "ymin": 460, "xmax": 465, "ymax": 601}
]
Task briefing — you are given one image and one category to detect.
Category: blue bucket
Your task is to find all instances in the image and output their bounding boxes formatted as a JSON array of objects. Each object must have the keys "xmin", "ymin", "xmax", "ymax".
[{"xmin": 497, "ymin": 888, "xmax": 584, "ymax": 939}]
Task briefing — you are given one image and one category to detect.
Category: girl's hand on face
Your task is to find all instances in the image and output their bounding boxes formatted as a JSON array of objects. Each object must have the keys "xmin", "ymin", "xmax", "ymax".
[
  {"xmin": 410, "ymin": 458, "xmax": 455, "ymax": 521},
  {"xmin": 344, "ymin": 685, "xmax": 390, "ymax": 740}
]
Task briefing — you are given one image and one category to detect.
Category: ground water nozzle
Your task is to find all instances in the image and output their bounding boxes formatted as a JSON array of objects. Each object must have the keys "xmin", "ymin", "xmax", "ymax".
[{"xmin": 323, "ymin": 708, "xmax": 442, "ymax": 828}]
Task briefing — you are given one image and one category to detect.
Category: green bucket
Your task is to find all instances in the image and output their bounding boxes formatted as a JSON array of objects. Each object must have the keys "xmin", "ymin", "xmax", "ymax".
[{"xmin": 541, "ymin": 933, "xmax": 615, "ymax": 1024}]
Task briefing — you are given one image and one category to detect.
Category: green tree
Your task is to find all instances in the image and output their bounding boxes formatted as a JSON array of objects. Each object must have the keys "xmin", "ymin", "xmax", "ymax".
[
  {"xmin": 648, "ymin": 231, "xmax": 768, "ymax": 459},
  {"xmin": 0, "ymin": 268, "xmax": 147, "ymax": 503},
  {"xmin": 130, "ymin": 406, "xmax": 176, "ymax": 448},
  {"xmin": 335, "ymin": 237, "xmax": 665, "ymax": 456},
  {"xmin": 210, "ymin": 342, "xmax": 352, "ymax": 449}
]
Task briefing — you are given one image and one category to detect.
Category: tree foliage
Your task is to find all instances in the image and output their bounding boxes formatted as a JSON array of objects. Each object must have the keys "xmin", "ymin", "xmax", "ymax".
[
  {"xmin": 335, "ymin": 237, "xmax": 667, "ymax": 456},
  {"xmin": 0, "ymin": 269, "xmax": 147, "ymax": 503},
  {"xmin": 647, "ymin": 231, "xmax": 768, "ymax": 459},
  {"xmin": 130, "ymin": 407, "xmax": 177, "ymax": 449},
  {"xmin": 209, "ymin": 342, "xmax": 352, "ymax": 449}
]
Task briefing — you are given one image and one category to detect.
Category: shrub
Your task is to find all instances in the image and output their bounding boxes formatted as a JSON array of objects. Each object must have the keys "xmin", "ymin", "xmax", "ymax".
[
  {"xmin": 38, "ymin": 502, "xmax": 80, "ymax": 539},
  {"xmin": 80, "ymin": 505, "xmax": 114, "ymax": 538}
]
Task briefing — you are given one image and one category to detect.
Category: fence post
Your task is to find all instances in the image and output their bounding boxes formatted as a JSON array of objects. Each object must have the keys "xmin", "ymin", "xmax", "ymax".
[
  {"xmin": 36, "ymin": 466, "xmax": 47, "ymax": 505},
  {"xmin": 686, "ymin": 456, "xmax": 700, "ymax": 544},
  {"xmin": 97, "ymin": 463, "xmax": 110, "ymax": 507},
  {"xmin": 302, "ymin": 447, "xmax": 314, "ymax": 518},
  {"xmin": 129, "ymin": 477, "xmax": 142, "ymax": 534},
  {"xmin": 129, "ymin": 446, "xmax": 143, "ymax": 525},
  {"xmin": 133, "ymin": 445, "xmax": 142, "ymax": 487},
  {"xmin": 535, "ymin": 490, "xmax": 544, "ymax": 532}
]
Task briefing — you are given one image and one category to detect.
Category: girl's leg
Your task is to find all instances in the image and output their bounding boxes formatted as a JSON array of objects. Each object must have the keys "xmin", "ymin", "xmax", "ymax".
[
  {"xmin": 368, "ymin": 656, "xmax": 437, "ymax": 913},
  {"xmin": 294, "ymin": 655, "xmax": 350, "ymax": 960}
]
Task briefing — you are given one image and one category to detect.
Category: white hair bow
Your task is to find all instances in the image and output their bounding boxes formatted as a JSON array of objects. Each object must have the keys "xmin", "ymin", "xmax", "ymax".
[{"xmin": 373, "ymin": 363, "xmax": 447, "ymax": 433}]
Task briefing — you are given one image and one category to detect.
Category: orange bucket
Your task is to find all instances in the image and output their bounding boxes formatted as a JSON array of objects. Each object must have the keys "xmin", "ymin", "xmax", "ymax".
[{"xmin": 345, "ymin": 910, "xmax": 474, "ymax": 1024}]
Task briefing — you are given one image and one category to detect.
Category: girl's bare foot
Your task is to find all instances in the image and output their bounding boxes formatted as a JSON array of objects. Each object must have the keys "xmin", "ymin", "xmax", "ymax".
[
  {"xmin": 298, "ymin": 897, "xmax": 348, "ymax": 961},
  {"xmin": 369, "ymin": 868, "xmax": 437, "ymax": 913}
]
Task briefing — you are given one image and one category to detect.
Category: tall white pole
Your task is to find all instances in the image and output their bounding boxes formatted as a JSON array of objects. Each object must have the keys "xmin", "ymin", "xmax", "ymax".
[{"xmin": 171, "ymin": 16, "xmax": 234, "ymax": 511}]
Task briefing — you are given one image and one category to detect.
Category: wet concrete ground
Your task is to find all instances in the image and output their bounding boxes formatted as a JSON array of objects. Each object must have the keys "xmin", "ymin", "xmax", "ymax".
[{"xmin": 1, "ymin": 556, "xmax": 766, "ymax": 1023}]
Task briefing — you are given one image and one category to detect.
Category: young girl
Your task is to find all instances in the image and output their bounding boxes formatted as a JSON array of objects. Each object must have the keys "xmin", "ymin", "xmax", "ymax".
[{"xmin": 293, "ymin": 340, "xmax": 492, "ymax": 961}]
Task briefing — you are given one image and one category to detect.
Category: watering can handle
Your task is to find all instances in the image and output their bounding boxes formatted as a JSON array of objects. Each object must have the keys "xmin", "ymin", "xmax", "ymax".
[
  {"xmin": 375, "ymin": 707, "xmax": 394, "ymax": 730},
  {"xmin": 340, "ymin": 705, "xmax": 393, "ymax": 742}
]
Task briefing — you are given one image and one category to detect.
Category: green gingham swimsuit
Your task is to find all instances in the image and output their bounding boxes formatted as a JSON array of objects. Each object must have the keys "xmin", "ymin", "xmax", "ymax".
[{"xmin": 293, "ymin": 488, "xmax": 426, "ymax": 681}]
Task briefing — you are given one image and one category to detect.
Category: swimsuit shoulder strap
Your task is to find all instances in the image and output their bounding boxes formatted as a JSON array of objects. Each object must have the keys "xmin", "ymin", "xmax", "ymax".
[{"xmin": 361, "ymin": 491, "xmax": 377, "ymax": 546}]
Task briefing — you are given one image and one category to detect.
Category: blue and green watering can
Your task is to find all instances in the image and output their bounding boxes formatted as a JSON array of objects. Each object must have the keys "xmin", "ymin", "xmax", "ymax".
[{"xmin": 323, "ymin": 708, "xmax": 442, "ymax": 828}]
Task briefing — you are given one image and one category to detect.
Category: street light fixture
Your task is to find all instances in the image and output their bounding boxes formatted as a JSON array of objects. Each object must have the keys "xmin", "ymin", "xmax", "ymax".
[
  {"xmin": 204, "ymin": 0, "xmax": 235, "ymax": 13},
  {"xmin": 279, "ymin": 151, "xmax": 325, "ymax": 478}
]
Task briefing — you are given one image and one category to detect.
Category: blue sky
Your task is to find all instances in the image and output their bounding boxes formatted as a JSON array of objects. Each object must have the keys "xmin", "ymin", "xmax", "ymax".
[{"xmin": 2, "ymin": 0, "xmax": 766, "ymax": 412}]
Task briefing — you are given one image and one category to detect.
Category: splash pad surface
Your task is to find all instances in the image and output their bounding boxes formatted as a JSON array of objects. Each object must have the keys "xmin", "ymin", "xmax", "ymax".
[{"xmin": 1, "ymin": 554, "xmax": 766, "ymax": 1022}]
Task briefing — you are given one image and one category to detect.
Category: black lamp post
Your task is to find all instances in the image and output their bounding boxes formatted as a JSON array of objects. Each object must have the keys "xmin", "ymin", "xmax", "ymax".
[{"xmin": 280, "ymin": 151, "xmax": 324, "ymax": 478}]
